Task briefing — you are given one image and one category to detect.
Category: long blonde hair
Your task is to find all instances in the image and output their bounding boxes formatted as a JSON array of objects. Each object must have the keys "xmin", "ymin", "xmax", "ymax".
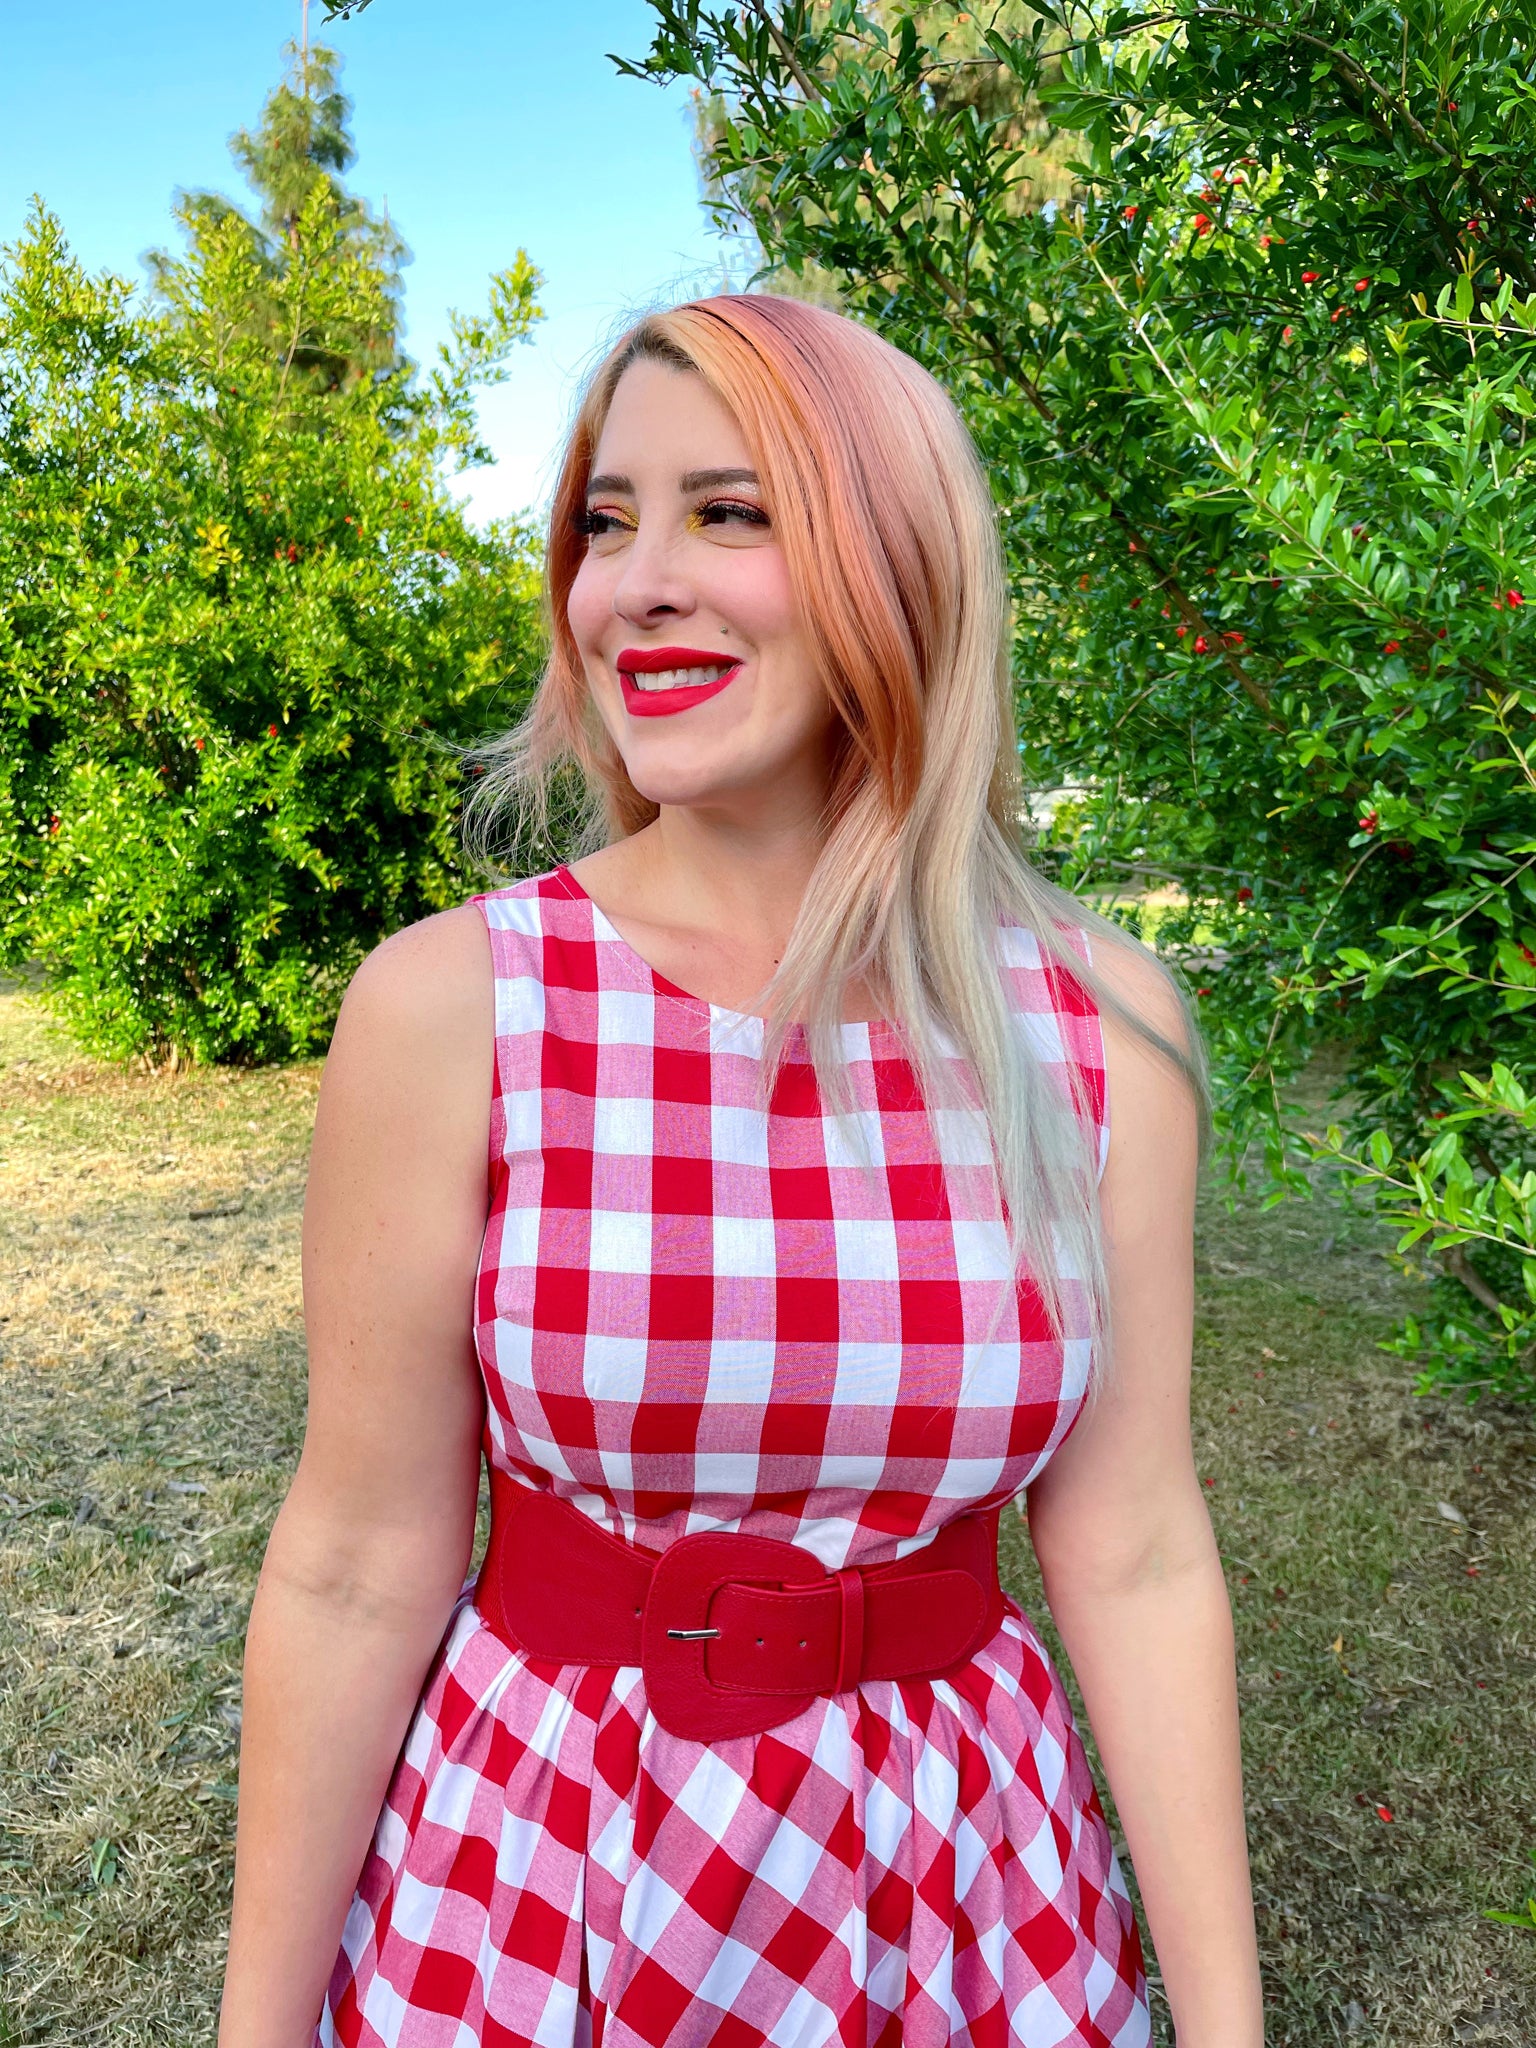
[{"xmin": 464, "ymin": 293, "xmax": 1203, "ymax": 1391}]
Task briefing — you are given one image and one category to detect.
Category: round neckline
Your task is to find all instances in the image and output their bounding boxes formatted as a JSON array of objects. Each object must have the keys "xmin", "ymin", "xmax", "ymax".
[{"xmin": 553, "ymin": 863, "xmax": 893, "ymax": 1039}]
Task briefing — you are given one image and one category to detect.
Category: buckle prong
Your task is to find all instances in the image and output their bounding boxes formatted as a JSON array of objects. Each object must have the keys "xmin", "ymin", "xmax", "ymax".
[{"xmin": 665, "ymin": 1626, "xmax": 721, "ymax": 1640}]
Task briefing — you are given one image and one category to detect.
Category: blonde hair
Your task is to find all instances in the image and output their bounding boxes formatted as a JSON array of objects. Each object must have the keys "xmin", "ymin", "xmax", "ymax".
[{"xmin": 464, "ymin": 293, "xmax": 1203, "ymax": 1394}]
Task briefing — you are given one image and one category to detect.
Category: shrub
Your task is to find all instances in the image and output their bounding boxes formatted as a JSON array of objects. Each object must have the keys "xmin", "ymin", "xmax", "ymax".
[{"xmin": 0, "ymin": 45, "xmax": 545, "ymax": 1065}]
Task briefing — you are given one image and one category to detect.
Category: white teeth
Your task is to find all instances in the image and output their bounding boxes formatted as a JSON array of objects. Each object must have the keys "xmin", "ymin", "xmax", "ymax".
[{"xmin": 628, "ymin": 665, "xmax": 733, "ymax": 692}]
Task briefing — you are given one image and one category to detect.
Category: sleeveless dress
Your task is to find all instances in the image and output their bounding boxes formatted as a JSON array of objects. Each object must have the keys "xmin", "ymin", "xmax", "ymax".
[{"xmin": 318, "ymin": 866, "xmax": 1151, "ymax": 2048}]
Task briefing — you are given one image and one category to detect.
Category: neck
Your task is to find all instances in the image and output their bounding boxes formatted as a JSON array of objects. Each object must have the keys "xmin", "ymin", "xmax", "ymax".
[{"xmin": 636, "ymin": 797, "xmax": 827, "ymax": 957}]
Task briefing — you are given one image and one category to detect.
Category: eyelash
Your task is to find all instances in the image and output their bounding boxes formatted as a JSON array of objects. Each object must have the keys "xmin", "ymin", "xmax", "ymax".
[
  {"xmin": 691, "ymin": 497, "xmax": 770, "ymax": 532},
  {"xmin": 574, "ymin": 508, "xmax": 632, "ymax": 538},
  {"xmin": 574, "ymin": 498, "xmax": 770, "ymax": 539}
]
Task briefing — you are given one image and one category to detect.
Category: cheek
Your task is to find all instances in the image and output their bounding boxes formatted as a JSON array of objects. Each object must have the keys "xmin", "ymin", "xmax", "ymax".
[
  {"xmin": 719, "ymin": 547, "xmax": 799, "ymax": 646},
  {"xmin": 565, "ymin": 556, "xmax": 610, "ymax": 656}
]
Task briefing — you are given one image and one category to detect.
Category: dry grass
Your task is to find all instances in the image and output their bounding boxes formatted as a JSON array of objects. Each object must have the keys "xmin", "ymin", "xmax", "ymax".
[
  {"xmin": 0, "ymin": 980, "xmax": 317, "ymax": 2044},
  {"xmin": 1, "ymin": 977, "xmax": 1533, "ymax": 2045}
]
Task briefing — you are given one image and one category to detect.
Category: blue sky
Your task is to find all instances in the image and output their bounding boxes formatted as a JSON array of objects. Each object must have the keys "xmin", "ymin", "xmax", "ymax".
[{"xmin": 0, "ymin": 0, "xmax": 745, "ymax": 521}]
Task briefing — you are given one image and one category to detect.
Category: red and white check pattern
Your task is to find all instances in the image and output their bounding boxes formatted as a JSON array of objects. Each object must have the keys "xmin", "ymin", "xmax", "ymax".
[{"xmin": 319, "ymin": 867, "xmax": 1149, "ymax": 2047}]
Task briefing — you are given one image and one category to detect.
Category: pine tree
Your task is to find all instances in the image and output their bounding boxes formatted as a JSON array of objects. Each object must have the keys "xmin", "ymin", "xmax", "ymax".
[{"xmin": 149, "ymin": 39, "xmax": 408, "ymax": 398}]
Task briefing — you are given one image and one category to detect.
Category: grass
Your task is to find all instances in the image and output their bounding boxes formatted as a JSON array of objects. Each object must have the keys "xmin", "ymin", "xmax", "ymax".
[{"xmin": 1, "ymin": 977, "xmax": 1533, "ymax": 2045}]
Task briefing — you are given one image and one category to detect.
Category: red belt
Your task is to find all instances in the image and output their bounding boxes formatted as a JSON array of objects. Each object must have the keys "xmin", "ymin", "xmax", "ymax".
[{"xmin": 472, "ymin": 1468, "xmax": 1006, "ymax": 1743}]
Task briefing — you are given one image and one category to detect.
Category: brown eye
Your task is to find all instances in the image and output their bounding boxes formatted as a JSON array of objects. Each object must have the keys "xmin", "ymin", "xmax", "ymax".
[
  {"xmin": 694, "ymin": 499, "xmax": 770, "ymax": 530},
  {"xmin": 575, "ymin": 509, "xmax": 623, "ymax": 537}
]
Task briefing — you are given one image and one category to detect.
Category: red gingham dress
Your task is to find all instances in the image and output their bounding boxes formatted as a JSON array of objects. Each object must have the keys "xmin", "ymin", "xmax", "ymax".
[{"xmin": 319, "ymin": 866, "xmax": 1150, "ymax": 2048}]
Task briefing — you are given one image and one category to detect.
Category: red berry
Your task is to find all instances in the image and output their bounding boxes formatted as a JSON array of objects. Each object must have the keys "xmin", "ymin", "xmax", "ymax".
[
  {"xmin": 1281, "ymin": 325, "xmax": 1295, "ymax": 342},
  {"xmin": 1383, "ymin": 640, "xmax": 1401, "ymax": 653},
  {"xmin": 1193, "ymin": 634, "xmax": 1210, "ymax": 653},
  {"xmin": 267, "ymin": 723, "xmax": 279, "ymax": 737},
  {"xmin": 1360, "ymin": 811, "xmax": 1379, "ymax": 834},
  {"xmin": 1301, "ymin": 270, "xmax": 1321, "ymax": 283},
  {"xmin": 1122, "ymin": 204, "xmax": 1138, "ymax": 219},
  {"xmin": 1237, "ymin": 886, "xmax": 1253, "ymax": 902},
  {"xmin": 1508, "ymin": 589, "xmax": 1525, "ymax": 606},
  {"xmin": 194, "ymin": 738, "xmax": 206, "ymax": 751},
  {"xmin": 1355, "ymin": 279, "xmax": 1370, "ymax": 292}
]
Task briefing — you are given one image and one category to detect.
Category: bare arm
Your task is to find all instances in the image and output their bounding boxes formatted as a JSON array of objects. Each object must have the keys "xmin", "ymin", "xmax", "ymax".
[
  {"xmin": 218, "ymin": 905, "xmax": 493, "ymax": 2048},
  {"xmin": 1025, "ymin": 943, "xmax": 1264, "ymax": 2048}
]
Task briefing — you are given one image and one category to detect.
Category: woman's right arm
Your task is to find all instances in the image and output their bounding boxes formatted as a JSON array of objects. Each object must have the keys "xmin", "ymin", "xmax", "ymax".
[{"xmin": 218, "ymin": 904, "xmax": 494, "ymax": 2048}]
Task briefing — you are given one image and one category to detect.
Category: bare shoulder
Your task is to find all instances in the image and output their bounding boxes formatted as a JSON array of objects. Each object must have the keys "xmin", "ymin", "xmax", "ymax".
[
  {"xmin": 1083, "ymin": 925, "xmax": 1201, "ymax": 1170},
  {"xmin": 1085, "ymin": 923, "xmax": 1193, "ymax": 1060},
  {"xmin": 339, "ymin": 902, "xmax": 491, "ymax": 1048},
  {"xmin": 316, "ymin": 903, "xmax": 494, "ymax": 1164}
]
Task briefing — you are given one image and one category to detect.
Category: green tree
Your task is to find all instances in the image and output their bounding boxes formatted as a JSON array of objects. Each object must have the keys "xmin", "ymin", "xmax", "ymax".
[
  {"xmin": 149, "ymin": 39, "xmax": 410, "ymax": 396},
  {"xmin": 614, "ymin": 1, "xmax": 1536, "ymax": 1400},
  {"xmin": 0, "ymin": 41, "xmax": 546, "ymax": 1066}
]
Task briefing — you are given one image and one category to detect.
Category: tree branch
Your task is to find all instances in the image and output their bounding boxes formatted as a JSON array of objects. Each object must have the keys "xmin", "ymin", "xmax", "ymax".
[{"xmin": 1442, "ymin": 1242, "xmax": 1508, "ymax": 1319}]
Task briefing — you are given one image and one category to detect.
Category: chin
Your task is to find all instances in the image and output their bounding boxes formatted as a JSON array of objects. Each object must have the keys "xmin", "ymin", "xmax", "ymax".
[
  {"xmin": 618, "ymin": 735, "xmax": 782, "ymax": 811},
  {"xmin": 621, "ymin": 760, "xmax": 745, "ymax": 809}
]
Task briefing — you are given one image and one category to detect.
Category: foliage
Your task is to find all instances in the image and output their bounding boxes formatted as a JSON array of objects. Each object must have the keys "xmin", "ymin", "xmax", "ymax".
[
  {"xmin": 1317, "ymin": 1061, "xmax": 1536, "ymax": 1393},
  {"xmin": 0, "ymin": 42, "xmax": 545, "ymax": 1066},
  {"xmin": 1487, "ymin": 1849, "xmax": 1536, "ymax": 1932},
  {"xmin": 147, "ymin": 41, "xmax": 411, "ymax": 398},
  {"xmin": 619, "ymin": 0, "xmax": 1536, "ymax": 1401}
]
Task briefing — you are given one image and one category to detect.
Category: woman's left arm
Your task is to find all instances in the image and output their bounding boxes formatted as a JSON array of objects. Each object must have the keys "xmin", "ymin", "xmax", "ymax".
[{"xmin": 1024, "ymin": 942, "xmax": 1264, "ymax": 2048}]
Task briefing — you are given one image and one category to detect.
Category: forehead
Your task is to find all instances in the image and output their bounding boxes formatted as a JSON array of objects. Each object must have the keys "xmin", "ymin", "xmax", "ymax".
[{"xmin": 591, "ymin": 357, "xmax": 753, "ymax": 478}]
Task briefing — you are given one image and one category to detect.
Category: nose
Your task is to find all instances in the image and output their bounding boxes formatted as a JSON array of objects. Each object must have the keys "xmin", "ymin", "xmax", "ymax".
[{"xmin": 609, "ymin": 521, "xmax": 697, "ymax": 629}]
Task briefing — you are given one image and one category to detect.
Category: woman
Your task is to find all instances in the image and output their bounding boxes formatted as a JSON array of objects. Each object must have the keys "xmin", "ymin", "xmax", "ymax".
[{"xmin": 219, "ymin": 294, "xmax": 1264, "ymax": 2047}]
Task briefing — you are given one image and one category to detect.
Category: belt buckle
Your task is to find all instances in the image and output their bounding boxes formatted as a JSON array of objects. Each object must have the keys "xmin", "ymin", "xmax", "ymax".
[{"xmin": 640, "ymin": 1529, "xmax": 828, "ymax": 1742}]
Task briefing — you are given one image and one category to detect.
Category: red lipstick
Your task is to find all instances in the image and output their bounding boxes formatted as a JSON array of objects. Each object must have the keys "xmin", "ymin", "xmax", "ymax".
[{"xmin": 616, "ymin": 645, "xmax": 742, "ymax": 718}]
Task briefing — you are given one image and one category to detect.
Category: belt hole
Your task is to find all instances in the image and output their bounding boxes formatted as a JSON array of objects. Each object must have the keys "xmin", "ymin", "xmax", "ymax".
[
  {"xmin": 756, "ymin": 1637, "xmax": 764, "ymax": 1646},
  {"xmin": 799, "ymin": 1639, "xmax": 807, "ymax": 1649}
]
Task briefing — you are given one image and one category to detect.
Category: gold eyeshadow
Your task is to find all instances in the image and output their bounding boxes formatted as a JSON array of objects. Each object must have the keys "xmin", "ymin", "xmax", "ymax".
[{"xmin": 685, "ymin": 498, "xmax": 771, "ymax": 534}]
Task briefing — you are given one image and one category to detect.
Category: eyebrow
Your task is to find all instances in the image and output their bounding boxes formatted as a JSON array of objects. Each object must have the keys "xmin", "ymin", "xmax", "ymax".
[{"xmin": 584, "ymin": 467, "xmax": 761, "ymax": 496}]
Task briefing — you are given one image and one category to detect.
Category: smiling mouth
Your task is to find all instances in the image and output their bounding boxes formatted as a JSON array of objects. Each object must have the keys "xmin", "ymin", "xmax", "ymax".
[
  {"xmin": 625, "ymin": 662, "xmax": 735, "ymax": 693},
  {"xmin": 616, "ymin": 645, "xmax": 742, "ymax": 718}
]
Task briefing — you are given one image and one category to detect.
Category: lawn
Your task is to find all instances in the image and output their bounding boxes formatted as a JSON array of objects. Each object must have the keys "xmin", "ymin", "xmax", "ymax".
[{"xmin": 1, "ymin": 974, "xmax": 1533, "ymax": 2045}]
